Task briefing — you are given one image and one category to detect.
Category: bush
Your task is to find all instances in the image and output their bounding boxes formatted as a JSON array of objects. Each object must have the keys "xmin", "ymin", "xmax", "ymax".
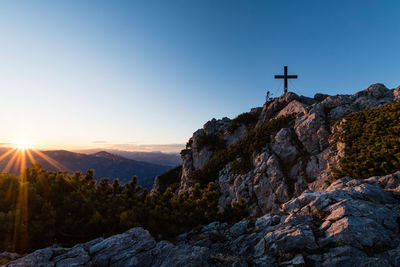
[
  {"xmin": 332, "ymin": 102, "xmax": 400, "ymax": 179},
  {"xmin": 191, "ymin": 114, "xmax": 295, "ymax": 185},
  {"xmin": 230, "ymin": 158, "xmax": 253, "ymax": 175},
  {"xmin": 155, "ymin": 165, "xmax": 182, "ymax": 192},
  {"xmin": 0, "ymin": 165, "xmax": 247, "ymax": 253},
  {"xmin": 227, "ymin": 111, "xmax": 260, "ymax": 134},
  {"xmin": 196, "ymin": 134, "xmax": 226, "ymax": 151}
]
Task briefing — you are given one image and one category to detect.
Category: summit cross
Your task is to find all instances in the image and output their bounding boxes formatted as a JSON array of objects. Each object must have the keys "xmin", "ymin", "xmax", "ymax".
[{"xmin": 274, "ymin": 66, "xmax": 298, "ymax": 94}]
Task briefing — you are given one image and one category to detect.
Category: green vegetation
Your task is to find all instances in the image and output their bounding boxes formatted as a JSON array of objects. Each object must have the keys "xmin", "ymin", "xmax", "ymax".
[
  {"xmin": 191, "ymin": 114, "xmax": 295, "ymax": 184},
  {"xmin": 196, "ymin": 134, "xmax": 226, "ymax": 151},
  {"xmin": 0, "ymin": 164, "xmax": 246, "ymax": 253},
  {"xmin": 332, "ymin": 102, "xmax": 400, "ymax": 179},
  {"xmin": 227, "ymin": 111, "xmax": 260, "ymax": 134},
  {"xmin": 230, "ymin": 158, "xmax": 253, "ymax": 175},
  {"xmin": 154, "ymin": 165, "xmax": 182, "ymax": 192}
]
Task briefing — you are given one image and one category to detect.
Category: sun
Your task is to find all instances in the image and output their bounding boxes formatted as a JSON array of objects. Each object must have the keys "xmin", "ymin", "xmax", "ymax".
[{"xmin": 14, "ymin": 138, "xmax": 32, "ymax": 150}]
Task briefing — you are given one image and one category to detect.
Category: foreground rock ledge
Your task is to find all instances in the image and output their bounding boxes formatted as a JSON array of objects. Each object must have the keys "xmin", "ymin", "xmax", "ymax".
[{"xmin": 4, "ymin": 171, "xmax": 400, "ymax": 267}]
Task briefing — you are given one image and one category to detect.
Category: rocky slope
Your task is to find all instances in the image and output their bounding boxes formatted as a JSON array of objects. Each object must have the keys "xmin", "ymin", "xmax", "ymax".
[
  {"xmin": 4, "ymin": 171, "xmax": 400, "ymax": 266},
  {"xmin": 4, "ymin": 83, "xmax": 400, "ymax": 266},
  {"xmin": 154, "ymin": 83, "xmax": 400, "ymax": 216}
]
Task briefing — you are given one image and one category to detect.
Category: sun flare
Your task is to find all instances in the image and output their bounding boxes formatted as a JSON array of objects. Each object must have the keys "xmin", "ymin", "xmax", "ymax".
[{"xmin": 14, "ymin": 138, "xmax": 32, "ymax": 150}]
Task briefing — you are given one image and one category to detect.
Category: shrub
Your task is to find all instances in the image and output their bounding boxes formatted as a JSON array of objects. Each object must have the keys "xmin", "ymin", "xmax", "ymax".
[
  {"xmin": 0, "ymin": 165, "xmax": 246, "ymax": 253},
  {"xmin": 155, "ymin": 165, "xmax": 182, "ymax": 192},
  {"xmin": 332, "ymin": 102, "xmax": 400, "ymax": 179},
  {"xmin": 191, "ymin": 114, "xmax": 295, "ymax": 185},
  {"xmin": 196, "ymin": 134, "xmax": 226, "ymax": 151},
  {"xmin": 230, "ymin": 158, "xmax": 253, "ymax": 175},
  {"xmin": 227, "ymin": 111, "xmax": 260, "ymax": 134}
]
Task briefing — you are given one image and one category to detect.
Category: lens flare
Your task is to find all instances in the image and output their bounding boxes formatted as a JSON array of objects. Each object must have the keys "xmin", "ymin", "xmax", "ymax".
[{"xmin": 14, "ymin": 138, "xmax": 32, "ymax": 150}]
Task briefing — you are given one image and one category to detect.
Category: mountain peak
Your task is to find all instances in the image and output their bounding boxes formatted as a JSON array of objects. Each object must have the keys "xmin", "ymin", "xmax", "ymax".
[
  {"xmin": 155, "ymin": 83, "xmax": 400, "ymax": 216},
  {"xmin": 92, "ymin": 151, "xmax": 123, "ymax": 160}
]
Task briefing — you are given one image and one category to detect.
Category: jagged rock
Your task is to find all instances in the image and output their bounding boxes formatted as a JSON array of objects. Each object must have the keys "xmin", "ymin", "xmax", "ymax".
[
  {"xmin": 178, "ymin": 117, "xmax": 232, "ymax": 193},
  {"xmin": 252, "ymin": 255, "xmax": 276, "ymax": 266},
  {"xmin": 353, "ymin": 183, "xmax": 396, "ymax": 203},
  {"xmin": 178, "ymin": 148, "xmax": 195, "ymax": 193},
  {"xmin": 314, "ymin": 93, "xmax": 329, "ymax": 102},
  {"xmin": 201, "ymin": 221, "xmax": 228, "ymax": 233},
  {"xmin": 276, "ymin": 100, "xmax": 308, "ymax": 117},
  {"xmin": 258, "ymin": 92, "xmax": 300, "ymax": 125},
  {"xmin": 5, "ymin": 228, "xmax": 211, "ymax": 267},
  {"xmin": 271, "ymin": 128, "xmax": 299, "ymax": 164},
  {"xmin": 322, "ymin": 94, "xmax": 354, "ymax": 109},
  {"xmin": 320, "ymin": 215, "xmax": 392, "ymax": 249},
  {"xmin": 151, "ymin": 243, "xmax": 210, "ymax": 267},
  {"xmin": 282, "ymin": 190, "xmax": 323, "ymax": 213},
  {"xmin": 225, "ymin": 124, "xmax": 248, "ymax": 146},
  {"xmin": 378, "ymin": 245, "xmax": 400, "ymax": 266},
  {"xmin": 371, "ymin": 171, "xmax": 400, "ymax": 189},
  {"xmin": 5, "ymin": 247, "xmax": 55, "ymax": 267},
  {"xmin": 263, "ymin": 223, "xmax": 318, "ymax": 253},
  {"xmin": 354, "ymin": 83, "xmax": 388, "ymax": 99},
  {"xmin": 53, "ymin": 247, "xmax": 90, "ymax": 267},
  {"xmin": 229, "ymin": 221, "xmax": 248, "ymax": 237},
  {"xmin": 328, "ymin": 104, "xmax": 357, "ymax": 120},
  {"xmin": 229, "ymin": 232, "xmax": 262, "ymax": 256},
  {"xmin": 294, "ymin": 105, "xmax": 327, "ymax": 154},
  {"xmin": 394, "ymin": 86, "xmax": 400, "ymax": 101},
  {"xmin": 255, "ymin": 214, "xmax": 280, "ymax": 230},
  {"xmin": 88, "ymin": 228, "xmax": 156, "ymax": 266},
  {"xmin": 318, "ymin": 246, "xmax": 385, "ymax": 267},
  {"xmin": 279, "ymin": 254, "xmax": 305, "ymax": 266}
]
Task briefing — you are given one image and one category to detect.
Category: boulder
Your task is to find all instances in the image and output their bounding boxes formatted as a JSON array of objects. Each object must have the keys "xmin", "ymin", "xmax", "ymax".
[
  {"xmin": 229, "ymin": 221, "xmax": 248, "ymax": 237},
  {"xmin": 5, "ymin": 248, "xmax": 55, "ymax": 267}
]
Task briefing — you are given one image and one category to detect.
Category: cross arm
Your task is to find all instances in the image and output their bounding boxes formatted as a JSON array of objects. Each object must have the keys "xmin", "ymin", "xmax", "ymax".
[
  {"xmin": 287, "ymin": 75, "xmax": 298, "ymax": 78},
  {"xmin": 274, "ymin": 75, "xmax": 285, "ymax": 79}
]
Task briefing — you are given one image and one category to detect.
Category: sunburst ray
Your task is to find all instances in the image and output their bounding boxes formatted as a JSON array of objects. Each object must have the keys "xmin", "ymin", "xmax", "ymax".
[
  {"xmin": 30, "ymin": 150, "xmax": 70, "ymax": 172},
  {"xmin": 3, "ymin": 150, "xmax": 20, "ymax": 173}
]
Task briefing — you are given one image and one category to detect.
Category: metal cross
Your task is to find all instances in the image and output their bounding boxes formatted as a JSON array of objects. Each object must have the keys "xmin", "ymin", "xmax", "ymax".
[{"xmin": 274, "ymin": 66, "xmax": 298, "ymax": 94}]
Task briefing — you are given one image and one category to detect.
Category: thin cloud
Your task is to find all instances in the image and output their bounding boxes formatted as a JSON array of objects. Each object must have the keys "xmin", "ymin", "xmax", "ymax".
[
  {"xmin": 108, "ymin": 143, "xmax": 185, "ymax": 153},
  {"xmin": 92, "ymin": 140, "xmax": 109, "ymax": 144}
]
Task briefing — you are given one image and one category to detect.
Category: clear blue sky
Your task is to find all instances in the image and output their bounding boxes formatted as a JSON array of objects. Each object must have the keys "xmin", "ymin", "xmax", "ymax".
[{"xmin": 0, "ymin": 0, "xmax": 399, "ymax": 152}]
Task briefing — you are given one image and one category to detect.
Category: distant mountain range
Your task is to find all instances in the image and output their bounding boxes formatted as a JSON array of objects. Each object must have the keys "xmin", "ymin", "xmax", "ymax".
[
  {"xmin": 75, "ymin": 149, "xmax": 182, "ymax": 167},
  {"xmin": 0, "ymin": 148, "xmax": 173, "ymax": 188}
]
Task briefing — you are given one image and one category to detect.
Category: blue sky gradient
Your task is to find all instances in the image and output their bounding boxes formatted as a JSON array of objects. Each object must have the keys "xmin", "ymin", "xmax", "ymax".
[{"xmin": 0, "ymin": 0, "xmax": 399, "ymax": 151}]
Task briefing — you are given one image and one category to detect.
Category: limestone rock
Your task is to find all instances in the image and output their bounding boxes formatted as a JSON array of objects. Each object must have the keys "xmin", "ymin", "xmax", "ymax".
[
  {"xmin": 394, "ymin": 86, "xmax": 400, "ymax": 101},
  {"xmin": 229, "ymin": 221, "xmax": 248, "ymax": 237},
  {"xmin": 276, "ymin": 100, "xmax": 308, "ymax": 118}
]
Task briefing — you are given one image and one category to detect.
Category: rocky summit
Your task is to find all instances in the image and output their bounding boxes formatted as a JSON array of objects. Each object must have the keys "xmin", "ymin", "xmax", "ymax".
[
  {"xmin": 4, "ymin": 83, "xmax": 400, "ymax": 266},
  {"xmin": 164, "ymin": 83, "xmax": 400, "ymax": 216}
]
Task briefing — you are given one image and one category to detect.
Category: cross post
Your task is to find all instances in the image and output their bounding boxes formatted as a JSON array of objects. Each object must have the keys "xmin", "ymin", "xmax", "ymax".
[{"xmin": 274, "ymin": 66, "xmax": 298, "ymax": 94}]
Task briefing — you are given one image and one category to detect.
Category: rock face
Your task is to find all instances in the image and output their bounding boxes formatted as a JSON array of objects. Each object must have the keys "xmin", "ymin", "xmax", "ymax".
[
  {"xmin": 178, "ymin": 117, "xmax": 233, "ymax": 193},
  {"xmin": 6, "ymin": 171, "xmax": 400, "ymax": 266},
  {"xmin": 173, "ymin": 83, "xmax": 399, "ymax": 215}
]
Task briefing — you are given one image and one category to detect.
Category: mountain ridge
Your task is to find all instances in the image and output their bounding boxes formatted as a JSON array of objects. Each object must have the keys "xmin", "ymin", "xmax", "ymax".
[
  {"xmin": 0, "ymin": 148, "xmax": 170, "ymax": 188},
  {"xmin": 76, "ymin": 149, "xmax": 182, "ymax": 167}
]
